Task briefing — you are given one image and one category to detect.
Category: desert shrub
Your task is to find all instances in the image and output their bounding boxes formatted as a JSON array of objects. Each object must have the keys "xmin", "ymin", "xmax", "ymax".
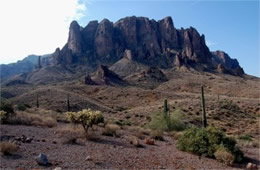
[
  {"xmin": 17, "ymin": 104, "xmax": 27, "ymax": 111},
  {"xmin": 151, "ymin": 130, "xmax": 164, "ymax": 141},
  {"xmin": 58, "ymin": 125, "xmax": 85, "ymax": 144},
  {"xmin": 102, "ymin": 124, "xmax": 120, "ymax": 137},
  {"xmin": 129, "ymin": 136, "xmax": 141, "ymax": 147},
  {"xmin": 177, "ymin": 126, "xmax": 243, "ymax": 163},
  {"xmin": 149, "ymin": 109, "xmax": 186, "ymax": 132},
  {"xmin": 0, "ymin": 101, "xmax": 14, "ymax": 122},
  {"xmin": 0, "ymin": 141, "xmax": 18, "ymax": 155},
  {"xmin": 67, "ymin": 109, "xmax": 104, "ymax": 134},
  {"xmin": 0, "ymin": 101, "xmax": 14, "ymax": 114},
  {"xmin": 238, "ymin": 134, "xmax": 253, "ymax": 141},
  {"xmin": 0, "ymin": 110, "xmax": 8, "ymax": 123},
  {"xmin": 7, "ymin": 111, "xmax": 57, "ymax": 127},
  {"xmin": 214, "ymin": 144, "xmax": 234, "ymax": 165},
  {"xmin": 219, "ymin": 99, "xmax": 240, "ymax": 112}
]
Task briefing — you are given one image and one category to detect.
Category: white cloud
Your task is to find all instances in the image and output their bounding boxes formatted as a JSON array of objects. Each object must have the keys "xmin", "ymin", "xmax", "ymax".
[
  {"xmin": 206, "ymin": 40, "xmax": 217, "ymax": 47},
  {"xmin": 0, "ymin": 0, "xmax": 87, "ymax": 64}
]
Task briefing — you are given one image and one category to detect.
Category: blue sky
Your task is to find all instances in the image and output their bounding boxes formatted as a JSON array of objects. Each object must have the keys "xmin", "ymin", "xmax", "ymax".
[{"xmin": 0, "ymin": 0, "xmax": 259, "ymax": 77}]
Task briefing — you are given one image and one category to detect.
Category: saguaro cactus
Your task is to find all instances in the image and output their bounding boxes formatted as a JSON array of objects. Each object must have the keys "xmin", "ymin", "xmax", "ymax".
[
  {"xmin": 164, "ymin": 99, "xmax": 169, "ymax": 116},
  {"xmin": 201, "ymin": 86, "xmax": 207, "ymax": 128},
  {"xmin": 36, "ymin": 93, "xmax": 39, "ymax": 108},
  {"xmin": 38, "ymin": 56, "xmax": 42, "ymax": 69},
  {"xmin": 67, "ymin": 94, "xmax": 70, "ymax": 111}
]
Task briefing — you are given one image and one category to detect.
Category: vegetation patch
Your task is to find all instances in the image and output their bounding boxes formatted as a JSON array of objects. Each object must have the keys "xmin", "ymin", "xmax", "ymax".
[
  {"xmin": 177, "ymin": 126, "xmax": 243, "ymax": 163},
  {"xmin": 149, "ymin": 109, "xmax": 186, "ymax": 132},
  {"xmin": 102, "ymin": 124, "xmax": 120, "ymax": 137},
  {"xmin": 238, "ymin": 134, "xmax": 253, "ymax": 141},
  {"xmin": 6, "ymin": 111, "xmax": 57, "ymax": 127},
  {"xmin": 67, "ymin": 109, "xmax": 104, "ymax": 135},
  {"xmin": 219, "ymin": 99, "xmax": 241, "ymax": 112},
  {"xmin": 0, "ymin": 142, "xmax": 18, "ymax": 155}
]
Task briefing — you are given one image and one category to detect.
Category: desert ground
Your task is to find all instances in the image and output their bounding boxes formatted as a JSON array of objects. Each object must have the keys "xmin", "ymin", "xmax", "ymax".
[{"xmin": 0, "ymin": 71, "xmax": 259, "ymax": 169}]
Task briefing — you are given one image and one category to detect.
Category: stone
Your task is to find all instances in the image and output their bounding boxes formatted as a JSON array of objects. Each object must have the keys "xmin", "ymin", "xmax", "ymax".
[
  {"xmin": 53, "ymin": 167, "xmax": 62, "ymax": 170},
  {"xmin": 35, "ymin": 154, "xmax": 48, "ymax": 166},
  {"xmin": 144, "ymin": 138, "xmax": 155, "ymax": 145},
  {"xmin": 91, "ymin": 65, "xmax": 126, "ymax": 86},
  {"xmin": 86, "ymin": 156, "xmax": 92, "ymax": 161},
  {"xmin": 25, "ymin": 137, "xmax": 32, "ymax": 143},
  {"xmin": 246, "ymin": 163, "xmax": 258, "ymax": 170}
]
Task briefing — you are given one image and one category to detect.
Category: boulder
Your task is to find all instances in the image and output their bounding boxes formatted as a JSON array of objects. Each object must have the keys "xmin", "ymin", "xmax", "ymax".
[{"xmin": 35, "ymin": 153, "xmax": 48, "ymax": 166}]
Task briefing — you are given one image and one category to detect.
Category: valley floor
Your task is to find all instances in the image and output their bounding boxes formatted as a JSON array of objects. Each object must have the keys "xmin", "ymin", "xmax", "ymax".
[{"xmin": 0, "ymin": 123, "xmax": 259, "ymax": 169}]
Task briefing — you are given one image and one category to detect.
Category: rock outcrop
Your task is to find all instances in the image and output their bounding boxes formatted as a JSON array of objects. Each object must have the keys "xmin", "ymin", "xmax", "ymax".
[
  {"xmin": 1, "ymin": 16, "xmax": 245, "ymax": 85},
  {"xmin": 90, "ymin": 65, "xmax": 126, "ymax": 86},
  {"xmin": 212, "ymin": 51, "xmax": 244, "ymax": 75},
  {"xmin": 50, "ymin": 16, "xmax": 243, "ymax": 76}
]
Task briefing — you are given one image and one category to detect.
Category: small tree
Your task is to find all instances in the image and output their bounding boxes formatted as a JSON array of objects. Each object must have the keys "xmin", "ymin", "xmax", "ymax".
[{"xmin": 67, "ymin": 109, "xmax": 104, "ymax": 134}]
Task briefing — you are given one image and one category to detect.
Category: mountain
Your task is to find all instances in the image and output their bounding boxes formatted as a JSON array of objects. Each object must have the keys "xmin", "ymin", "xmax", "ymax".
[
  {"xmin": 51, "ymin": 16, "xmax": 244, "ymax": 76},
  {"xmin": 1, "ymin": 16, "xmax": 245, "ymax": 86},
  {"xmin": 0, "ymin": 54, "xmax": 52, "ymax": 81}
]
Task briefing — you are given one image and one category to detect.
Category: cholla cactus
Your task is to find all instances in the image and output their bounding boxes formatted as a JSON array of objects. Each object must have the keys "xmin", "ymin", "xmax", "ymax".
[
  {"xmin": 0, "ymin": 110, "xmax": 7, "ymax": 123},
  {"xmin": 67, "ymin": 109, "xmax": 104, "ymax": 134}
]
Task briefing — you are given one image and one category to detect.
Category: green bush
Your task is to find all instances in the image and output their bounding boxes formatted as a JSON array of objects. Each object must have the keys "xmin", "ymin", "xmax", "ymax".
[
  {"xmin": 177, "ymin": 126, "xmax": 243, "ymax": 163},
  {"xmin": 67, "ymin": 109, "xmax": 104, "ymax": 134},
  {"xmin": 0, "ymin": 101, "xmax": 14, "ymax": 114},
  {"xmin": 17, "ymin": 104, "xmax": 26, "ymax": 111},
  {"xmin": 0, "ymin": 101, "xmax": 14, "ymax": 123},
  {"xmin": 238, "ymin": 134, "xmax": 253, "ymax": 141},
  {"xmin": 219, "ymin": 99, "xmax": 240, "ymax": 111},
  {"xmin": 149, "ymin": 109, "xmax": 186, "ymax": 132},
  {"xmin": 0, "ymin": 110, "xmax": 8, "ymax": 123}
]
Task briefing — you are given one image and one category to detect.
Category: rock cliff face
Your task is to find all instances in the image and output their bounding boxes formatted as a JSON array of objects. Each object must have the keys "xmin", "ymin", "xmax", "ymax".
[
  {"xmin": 1, "ymin": 16, "xmax": 244, "ymax": 84},
  {"xmin": 50, "ymin": 16, "xmax": 243, "ymax": 76},
  {"xmin": 212, "ymin": 51, "xmax": 244, "ymax": 75},
  {"xmin": 87, "ymin": 65, "xmax": 126, "ymax": 86}
]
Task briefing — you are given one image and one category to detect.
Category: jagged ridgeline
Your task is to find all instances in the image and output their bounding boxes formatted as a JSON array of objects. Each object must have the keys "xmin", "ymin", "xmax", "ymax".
[
  {"xmin": 52, "ymin": 16, "xmax": 244, "ymax": 75},
  {"xmin": 0, "ymin": 16, "xmax": 245, "ymax": 85}
]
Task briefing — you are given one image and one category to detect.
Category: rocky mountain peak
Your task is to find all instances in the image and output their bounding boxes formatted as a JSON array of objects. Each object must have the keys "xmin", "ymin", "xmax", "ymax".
[
  {"xmin": 212, "ymin": 50, "xmax": 244, "ymax": 75},
  {"xmin": 68, "ymin": 20, "xmax": 83, "ymax": 55},
  {"xmin": 49, "ymin": 16, "xmax": 244, "ymax": 77}
]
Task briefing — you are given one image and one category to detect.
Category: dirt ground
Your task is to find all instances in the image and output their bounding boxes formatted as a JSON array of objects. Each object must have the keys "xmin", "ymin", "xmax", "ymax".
[{"xmin": 0, "ymin": 123, "xmax": 259, "ymax": 169}]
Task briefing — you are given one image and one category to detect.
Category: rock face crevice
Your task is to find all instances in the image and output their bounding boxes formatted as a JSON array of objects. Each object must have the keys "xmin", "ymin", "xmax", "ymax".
[{"xmin": 47, "ymin": 16, "xmax": 244, "ymax": 76}]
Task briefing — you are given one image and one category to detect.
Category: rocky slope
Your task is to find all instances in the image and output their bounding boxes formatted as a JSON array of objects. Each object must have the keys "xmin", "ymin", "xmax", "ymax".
[{"xmin": 0, "ymin": 54, "xmax": 52, "ymax": 81}]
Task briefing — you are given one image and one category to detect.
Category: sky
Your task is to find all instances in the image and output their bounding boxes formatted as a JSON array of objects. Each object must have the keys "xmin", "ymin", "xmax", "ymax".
[{"xmin": 0, "ymin": 0, "xmax": 259, "ymax": 77}]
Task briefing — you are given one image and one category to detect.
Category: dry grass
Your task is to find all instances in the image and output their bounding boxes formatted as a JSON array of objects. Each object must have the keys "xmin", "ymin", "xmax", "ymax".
[
  {"xmin": 214, "ymin": 148, "xmax": 234, "ymax": 166},
  {"xmin": 0, "ymin": 141, "xmax": 18, "ymax": 155},
  {"xmin": 58, "ymin": 125, "xmax": 87, "ymax": 144},
  {"xmin": 102, "ymin": 124, "xmax": 120, "ymax": 137},
  {"xmin": 151, "ymin": 130, "xmax": 164, "ymax": 141},
  {"xmin": 127, "ymin": 126, "xmax": 151, "ymax": 140},
  {"xmin": 170, "ymin": 131, "xmax": 183, "ymax": 140},
  {"xmin": 7, "ymin": 111, "xmax": 57, "ymax": 127},
  {"xmin": 129, "ymin": 136, "xmax": 142, "ymax": 147},
  {"xmin": 237, "ymin": 139, "xmax": 260, "ymax": 148}
]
